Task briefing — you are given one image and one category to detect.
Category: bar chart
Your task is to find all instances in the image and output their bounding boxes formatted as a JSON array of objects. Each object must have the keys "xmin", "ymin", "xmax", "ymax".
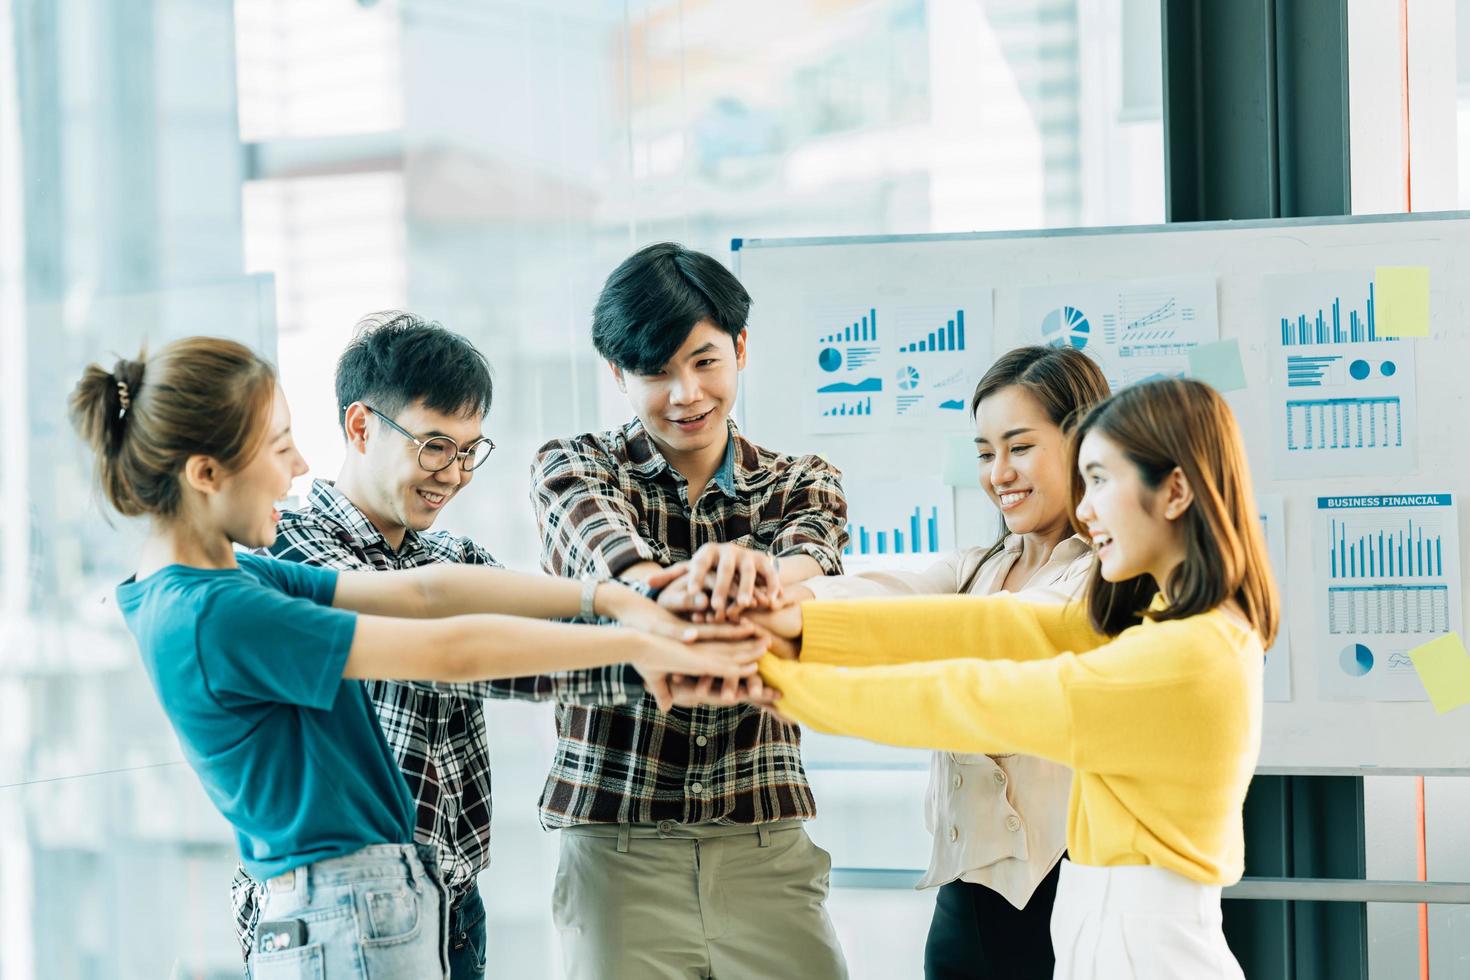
[
  {"xmin": 804, "ymin": 292, "xmax": 992, "ymax": 434},
  {"xmin": 1314, "ymin": 493, "xmax": 1463, "ymax": 700},
  {"xmin": 822, "ymin": 397, "xmax": 872, "ymax": 417},
  {"xmin": 822, "ymin": 308, "xmax": 878, "ymax": 344},
  {"xmin": 898, "ymin": 310, "xmax": 966, "ymax": 353},
  {"xmin": 1279, "ymin": 281, "xmax": 1391, "ymax": 346},
  {"xmin": 844, "ymin": 506, "xmax": 943, "ymax": 556},
  {"xmin": 1328, "ymin": 516, "xmax": 1443, "ymax": 580}
]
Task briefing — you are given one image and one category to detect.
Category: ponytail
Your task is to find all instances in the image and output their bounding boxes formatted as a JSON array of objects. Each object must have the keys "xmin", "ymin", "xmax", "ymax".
[{"xmin": 68, "ymin": 338, "xmax": 277, "ymax": 519}]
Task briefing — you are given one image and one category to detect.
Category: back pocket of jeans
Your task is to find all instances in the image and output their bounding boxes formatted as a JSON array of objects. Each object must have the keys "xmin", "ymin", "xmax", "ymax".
[
  {"xmin": 360, "ymin": 884, "xmax": 422, "ymax": 945},
  {"xmin": 250, "ymin": 942, "xmax": 324, "ymax": 980}
]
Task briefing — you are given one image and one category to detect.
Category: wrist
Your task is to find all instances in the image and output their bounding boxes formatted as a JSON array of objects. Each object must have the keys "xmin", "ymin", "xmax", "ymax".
[{"xmin": 592, "ymin": 580, "xmax": 637, "ymax": 620}]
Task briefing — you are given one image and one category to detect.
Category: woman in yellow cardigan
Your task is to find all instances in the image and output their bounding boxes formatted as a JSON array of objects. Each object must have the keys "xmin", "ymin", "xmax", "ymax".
[{"xmin": 753, "ymin": 378, "xmax": 1277, "ymax": 979}]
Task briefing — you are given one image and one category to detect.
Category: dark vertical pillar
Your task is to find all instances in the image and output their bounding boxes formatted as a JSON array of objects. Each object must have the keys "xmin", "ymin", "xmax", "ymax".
[{"xmin": 1161, "ymin": 1, "xmax": 1363, "ymax": 977}]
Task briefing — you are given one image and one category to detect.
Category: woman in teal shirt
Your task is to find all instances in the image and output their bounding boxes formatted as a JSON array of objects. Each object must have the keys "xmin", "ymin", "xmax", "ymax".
[{"xmin": 72, "ymin": 336, "xmax": 763, "ymax": 979}]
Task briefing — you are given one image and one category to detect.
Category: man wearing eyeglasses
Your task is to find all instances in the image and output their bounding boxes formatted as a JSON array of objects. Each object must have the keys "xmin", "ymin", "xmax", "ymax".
[{"xmin": 228, "ymin": 311, "xmax": 649, "ymax": 980}]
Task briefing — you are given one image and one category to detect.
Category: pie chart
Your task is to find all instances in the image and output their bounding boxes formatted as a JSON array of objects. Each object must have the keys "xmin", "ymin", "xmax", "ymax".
[
  {"xmin": 819, "ymin": 347, "xmax": 842, "ymax": 372},
  {"xmin": 1338, "ymin": 642, "xmax": 1374, "ymax": 677},
  {"xmin": 1041, "ymin": 306, "xmax": 1090, "ymax": 350},
  {"xmin": 897, "ymin": 365, "xmax": 921, "ymax": 390}
]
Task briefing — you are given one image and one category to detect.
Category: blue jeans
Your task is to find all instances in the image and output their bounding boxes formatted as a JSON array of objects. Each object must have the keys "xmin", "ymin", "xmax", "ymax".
[
  {"xmin": 447, "ymin": 882, "xmax": 487, "ymax": 979},
  {"xmin": 250, "ymin": 843, "xmax": 449, "ymax": 979}
]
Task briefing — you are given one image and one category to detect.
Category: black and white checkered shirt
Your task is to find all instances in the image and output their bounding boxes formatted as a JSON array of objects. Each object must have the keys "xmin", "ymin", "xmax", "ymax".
[
  {"xmin": 531, "ymin": 419, "xmax": 848, "ymax": 829},
  {"xmin": 230, "ymin": 478, "xmax": 643, "ymax": 959}
]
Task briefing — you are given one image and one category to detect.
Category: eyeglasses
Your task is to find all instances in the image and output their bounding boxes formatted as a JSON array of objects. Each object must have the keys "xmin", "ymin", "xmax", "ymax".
[{"xmin": 362, "ymin": 405, "xmax": 495, "ymax": 473}]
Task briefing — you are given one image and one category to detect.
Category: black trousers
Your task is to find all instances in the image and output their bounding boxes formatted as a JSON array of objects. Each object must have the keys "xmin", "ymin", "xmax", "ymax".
[{"xmin": 923, "ymin": 858, "xmax": 1063, "ymax": 980}]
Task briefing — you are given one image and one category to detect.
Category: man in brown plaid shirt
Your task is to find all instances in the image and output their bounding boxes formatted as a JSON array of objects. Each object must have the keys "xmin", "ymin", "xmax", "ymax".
[{"xmin": 532, "ymin": 243, "xmax": 851, "ymax": 979}]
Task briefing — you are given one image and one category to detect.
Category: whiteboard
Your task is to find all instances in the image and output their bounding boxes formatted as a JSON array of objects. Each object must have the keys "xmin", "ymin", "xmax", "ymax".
[{"xmin": 733, "ymin": 211, "xmax": 1470, "ymax": 775}]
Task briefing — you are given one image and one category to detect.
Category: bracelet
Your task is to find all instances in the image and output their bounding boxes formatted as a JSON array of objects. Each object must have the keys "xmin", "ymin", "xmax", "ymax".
[{"xmin": 580, "ymin": 573, "xmax": 603, "ymax": 622}]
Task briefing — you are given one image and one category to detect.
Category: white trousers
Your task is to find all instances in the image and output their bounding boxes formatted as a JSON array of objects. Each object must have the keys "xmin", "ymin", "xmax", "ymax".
[{"xmin": 1050, "ymin": 859, "xmax": 1244, "ymax": 979}]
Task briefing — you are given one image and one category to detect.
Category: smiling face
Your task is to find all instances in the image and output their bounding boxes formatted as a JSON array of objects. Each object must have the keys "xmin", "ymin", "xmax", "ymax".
[
  {"xmin": 974, "ymin": 384, "xmax": 1073, "ymax": 541},
  {"xmin": 352, "ymin": 398, "xmax": 487, "ymax": 539},
  {"xmin": 1074, "ymin": 429, "xmax": 1188, "ymax": 585},
  {"xmin": 211, "ymin": 384, "xmax": 309, "ymax": 549},
  {"xmin": 611, "ymin": 320, "xmax": 746, "ymax": 461}
]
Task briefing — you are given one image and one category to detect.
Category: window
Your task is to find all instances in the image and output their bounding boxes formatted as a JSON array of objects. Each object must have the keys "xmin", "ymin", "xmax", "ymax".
[{"xmin": 1, "ymin": 2, "xmax": 1163, "ymax": 975}]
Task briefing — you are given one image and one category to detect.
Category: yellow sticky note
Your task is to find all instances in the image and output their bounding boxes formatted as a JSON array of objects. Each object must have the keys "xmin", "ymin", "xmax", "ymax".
[
  {"xmin": 1407, "ymin": 632, "xmax": 1470, "ymax": 713},
  {"xmin": 1374, "ymin": 266, "xmax": 1430, "ymax": 337},
  {"xmin": 940, "ymin": 433, "xmax": 981, "ymax": 488}
]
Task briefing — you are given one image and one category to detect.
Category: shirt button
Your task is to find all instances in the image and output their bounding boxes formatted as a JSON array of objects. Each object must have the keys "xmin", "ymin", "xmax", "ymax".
[
  {"xmin": 952, "ymin": 774, "xmax": 963, "ymax": 790},
  {"xmin": 948, "ymin": 826, "xmax": 959, "ymax": 843},
  {"xmin": 691, "ymin": 782, "xmax": 705, "ymax": 795},
  {"xmin": 695, "ymin": 735, "xmax": 708, "ymax": 747},
  {"xmin": 1006, "ymin": 815, "xmax": 1022, "ymax": 832},
  {"xmin": 993, "ymin": 769, "xmax": 1008, "ymax": 785}
]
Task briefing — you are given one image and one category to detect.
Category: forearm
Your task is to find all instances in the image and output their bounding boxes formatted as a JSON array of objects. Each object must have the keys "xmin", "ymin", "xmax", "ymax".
[
  {"xmin": 800, "ymin": 594, "xmax": 1102, "ymax": 668},
  {"xmin": 395, "ymin": 664, "xmax": 645, "ymax": 705},
  {"xmin": 800, "ymin": 558, "xmax": 961, "ymax": 600},
  {"xmin": 348, "ymin": 613, "xmax": 645, "ymax": 682},
  {"xmin": 759, "ymin": 654, "xmax": 1073, "ymax": 762},
  {"xmin": 775, "ymin": 553, "xmax": 825, "ymax": 587},
  {"xmin": 616, "ymin": 560, "xmax": 667, "ymax": 584},
  {"xmin": 412, "ymin": 565, "xmax": 584, "ymax": 619},
  {"xmin": 347, "ymin": 564, "xmax": 645, "ymax": 623}
]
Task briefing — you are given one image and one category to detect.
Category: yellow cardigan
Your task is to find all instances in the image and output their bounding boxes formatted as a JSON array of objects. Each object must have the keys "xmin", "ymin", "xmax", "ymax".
[{"xmin": 759, "ymin": 594, "xmax": 1263, "ymax": 886}]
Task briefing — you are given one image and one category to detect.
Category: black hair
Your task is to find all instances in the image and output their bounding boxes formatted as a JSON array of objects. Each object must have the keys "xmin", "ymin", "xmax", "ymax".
[
  {"xmin": 592, "ymin": 242, "xmax": 751, "ymax": 373},
  {"xmin": 335, "ymin": 311, "xmax": 494, "ymax": 430}
]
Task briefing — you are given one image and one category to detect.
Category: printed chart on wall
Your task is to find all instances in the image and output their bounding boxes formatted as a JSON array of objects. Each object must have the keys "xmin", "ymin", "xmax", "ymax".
[
  {"xmin": 1315, "ymin": 493, "xmax": 1463, "ymax": 701},
  {"xmin": 840, "ymin": 477, "xmax": 956, "ymax": 571},
  {"xmin": 804, "ymin": 293, "xmax": 994, "ymax": 434},
  {"xmin": 1265, "ymin": 271, "xmax": 1418, "ymax": 479},
  {"xmin": 1258, "ymin": 493, "xmax": 1292, "ymax": 702},
  {"xmin": 1016, "ymin": 276, "xmax": 1218, "ymax": 390}
]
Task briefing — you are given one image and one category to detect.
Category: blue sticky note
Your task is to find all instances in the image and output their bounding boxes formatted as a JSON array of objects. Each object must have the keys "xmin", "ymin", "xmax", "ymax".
[
  {"xmin": 941, "ymin": 434, "xmax": 981, "ymax": 488},
  {"xmin": 1188, "ymin": 339, "xmax": 1247, "ymax": 393}
]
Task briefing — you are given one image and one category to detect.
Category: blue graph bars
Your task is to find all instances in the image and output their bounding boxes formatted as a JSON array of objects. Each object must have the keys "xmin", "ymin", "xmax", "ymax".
[
  {"xmin": 823, "ymin": 309, "xmax": 878, "ymax": 345},
  {"xmin": 1286, "ymin": 354, "xmax": 1340, "ymax": 388},
  {"xmin": 900, "ymin": 310, "xmax": 966, "ymax": 353},
  {"xmin": 844, "ymin": 506, "xmax": 942, "ymax": 556},
  {"xmin": 1279, "ymin": 282, "xmax": 1386, "ymax": 345},
  {"xmin": 1329, "ymin": 518, "xmax": 1443, "ymax": 579},
  {"xmin": 821, "ymin": 396, "xmax": 872, "ymax": 417}
]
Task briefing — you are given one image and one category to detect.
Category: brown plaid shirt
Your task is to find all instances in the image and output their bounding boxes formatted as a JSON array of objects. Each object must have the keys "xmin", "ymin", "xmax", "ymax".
[{"xmin": 530, "ymin": 418, "xmax": 848, "ymax": 828}]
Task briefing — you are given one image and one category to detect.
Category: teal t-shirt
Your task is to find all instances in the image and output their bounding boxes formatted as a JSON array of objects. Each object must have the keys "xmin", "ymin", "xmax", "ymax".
[{"xmin": 116, "ymin": 552, "xmax": 415, "ymax": 879}]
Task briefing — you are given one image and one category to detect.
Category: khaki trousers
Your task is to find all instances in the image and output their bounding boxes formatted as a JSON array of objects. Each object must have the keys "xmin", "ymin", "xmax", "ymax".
[{"xmin": 553, "ymin": 819, "xmax": 849, "ymax": 980}]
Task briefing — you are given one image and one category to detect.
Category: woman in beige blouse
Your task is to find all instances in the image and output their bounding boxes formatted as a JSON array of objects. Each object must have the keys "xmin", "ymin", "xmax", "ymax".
[{"xmin": 784, "ymin": 345, "xmax": 1109, "ymax": 979}]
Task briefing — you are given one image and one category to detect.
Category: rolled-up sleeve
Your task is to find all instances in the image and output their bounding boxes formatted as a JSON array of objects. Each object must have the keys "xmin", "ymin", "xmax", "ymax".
[
  {"xmin": 768, "ymin": 456, "xmax": 849, "ymax": 575},
  {"xmin": 531, "ymin": 439, "xmax": 661, "ymax": 578}
]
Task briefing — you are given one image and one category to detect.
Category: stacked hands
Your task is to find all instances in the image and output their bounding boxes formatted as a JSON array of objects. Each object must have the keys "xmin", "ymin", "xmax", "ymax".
[{"xmin": 598, "ymin": 543, "xmax": 805, "ymax": 714}]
